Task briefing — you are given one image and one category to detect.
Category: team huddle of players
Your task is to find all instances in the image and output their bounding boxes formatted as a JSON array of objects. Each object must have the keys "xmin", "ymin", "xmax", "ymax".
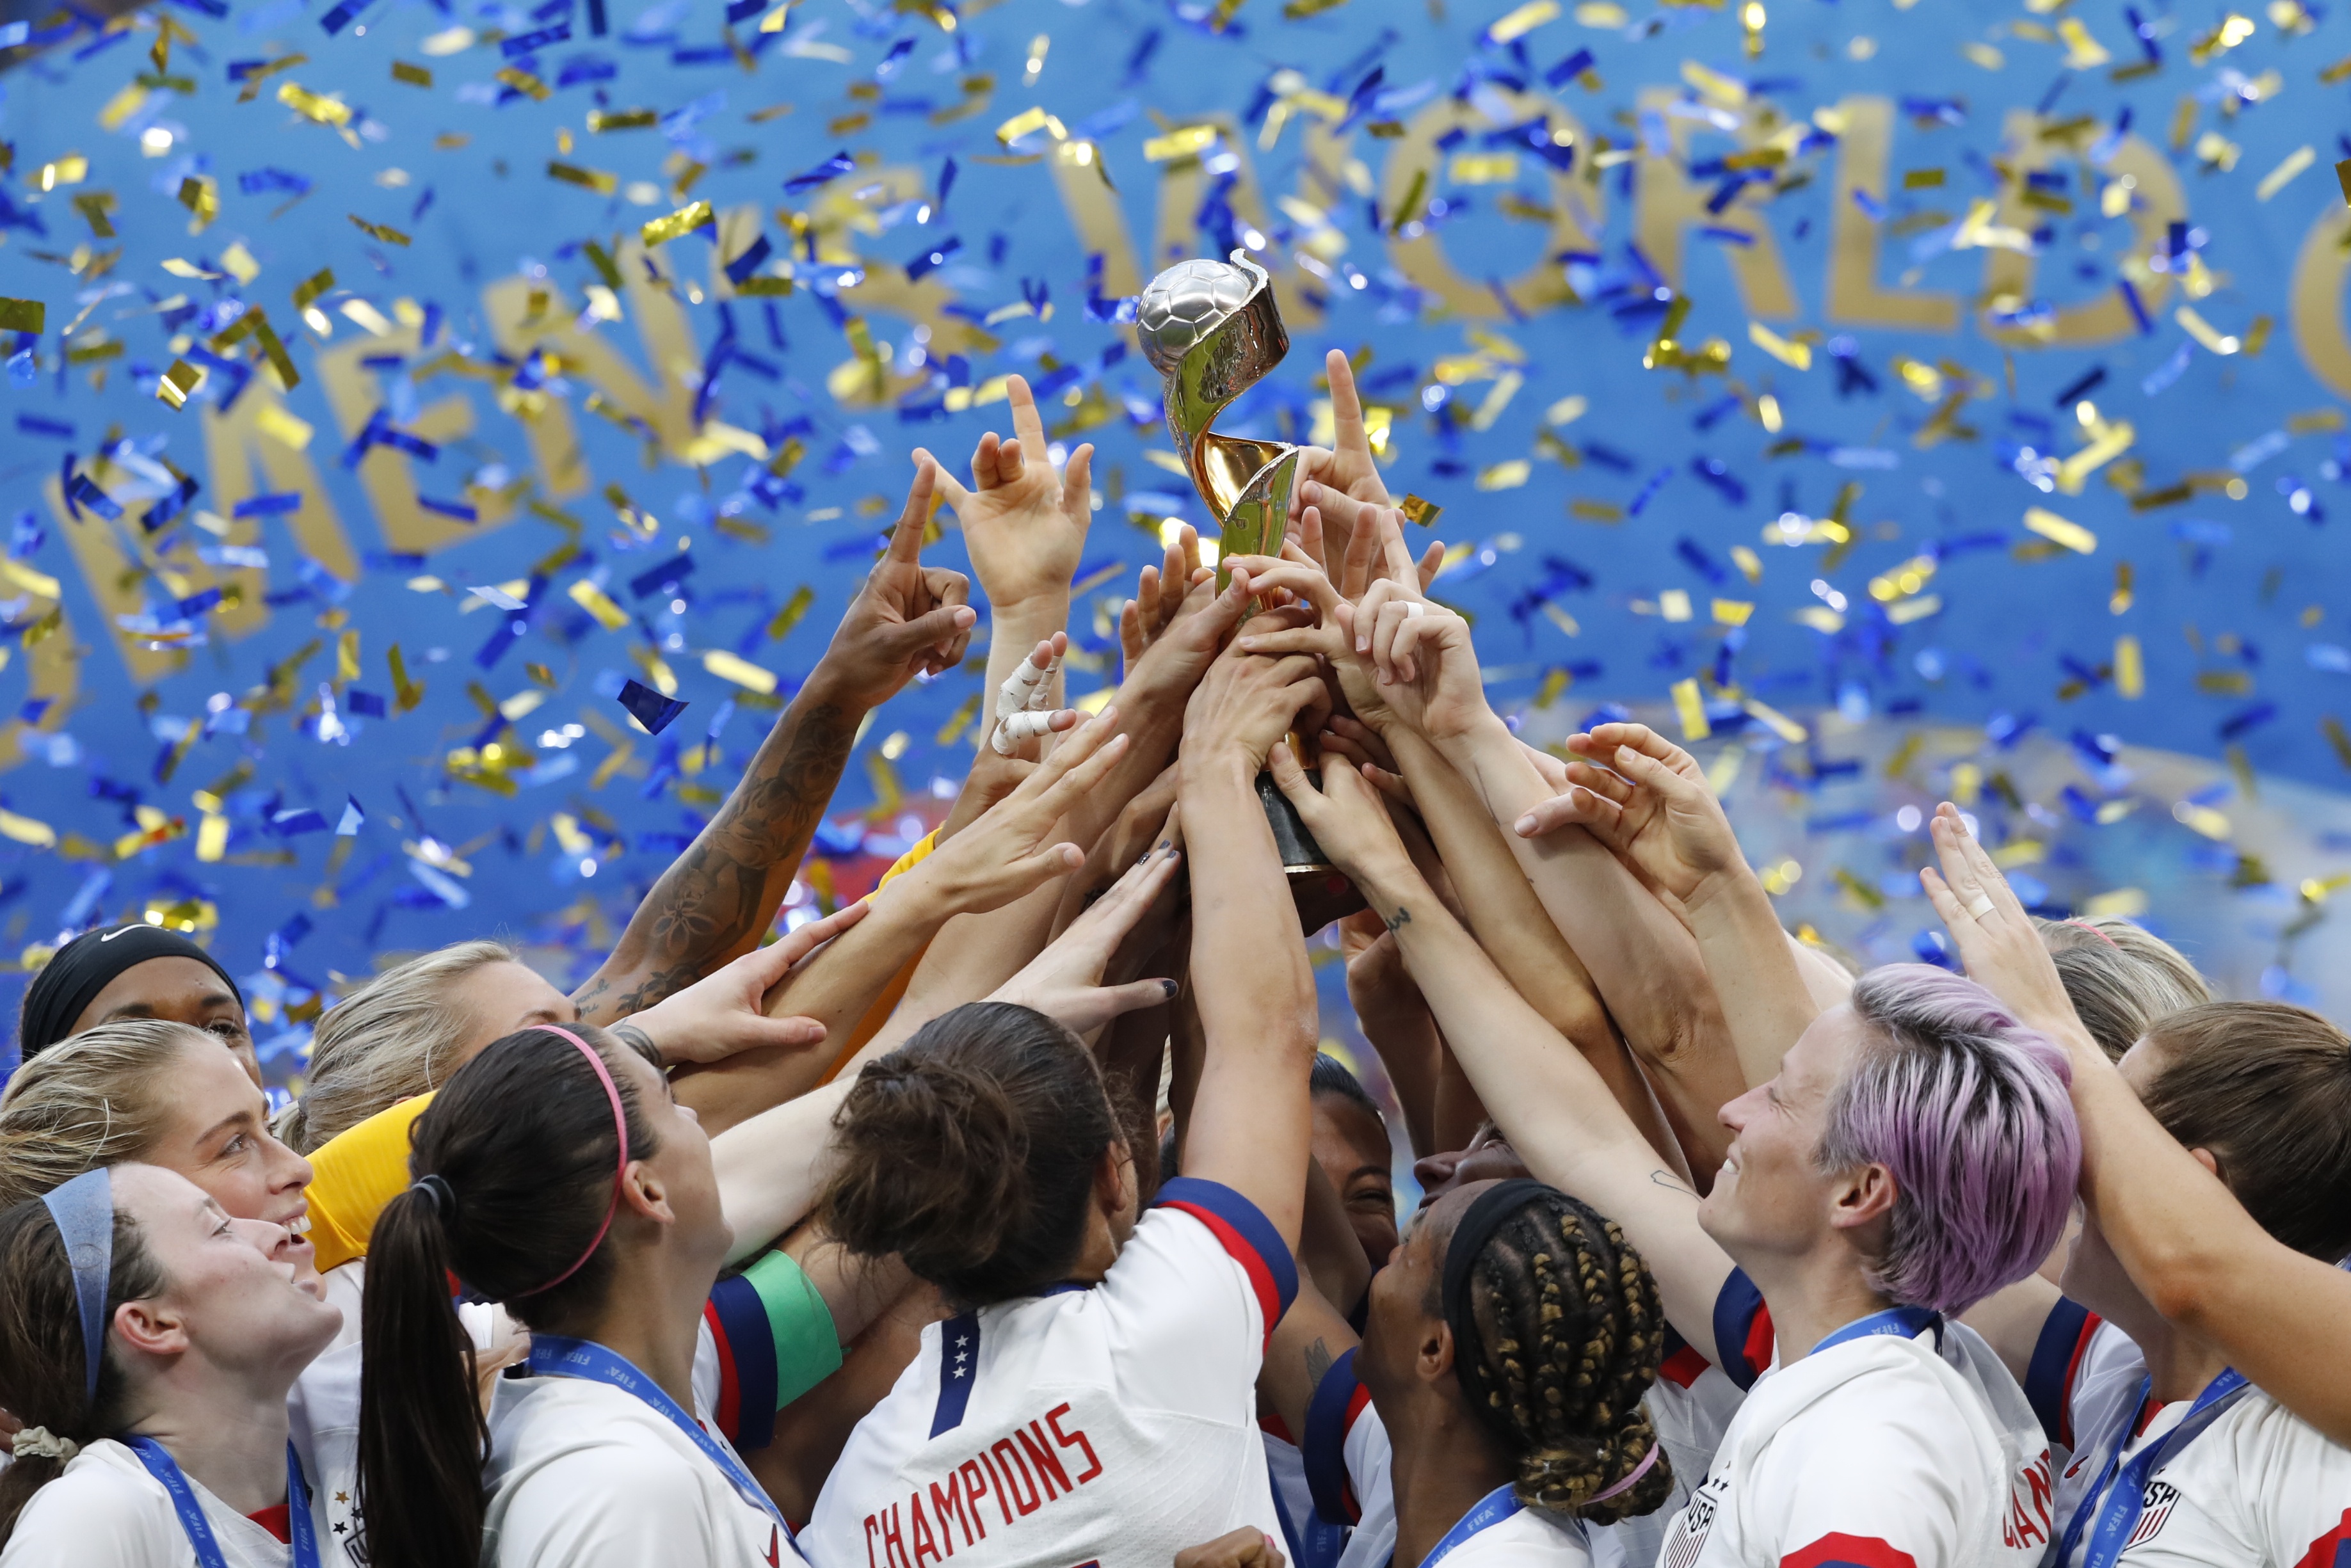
[{"xmin": 0, "ymin": 360, "xmax": 2347, "ymax": 1568}]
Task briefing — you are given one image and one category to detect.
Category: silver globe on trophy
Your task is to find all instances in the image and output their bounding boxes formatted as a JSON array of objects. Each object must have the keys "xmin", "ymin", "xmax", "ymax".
[{"xmin": 1136, "ymin": 250, "xmax": 1342, "ymax": 886}]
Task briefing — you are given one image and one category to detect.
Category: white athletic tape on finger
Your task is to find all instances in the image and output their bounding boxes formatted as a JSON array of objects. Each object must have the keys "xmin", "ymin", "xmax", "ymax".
[
  {"xmin": 1402, "ymin": 602, "xmax": 1424, "ymax": 618},
  {"xmin": 1962, "ymin": 892, "xmax": 1996, "ymax": 920},
  {"xmin": 994, "ymin": 708, "xmax": 1062, "ymax": 754},
  {"xmin": 991, "ymin": 653, "xmax": 1063, "ymax": 755}
]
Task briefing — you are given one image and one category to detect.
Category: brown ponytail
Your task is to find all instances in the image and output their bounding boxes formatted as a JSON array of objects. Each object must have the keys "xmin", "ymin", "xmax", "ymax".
[
  {"xmin": 822, "ymin": 1002, "xmax": 1120, "ymax": 1307},
  {"xmin": 355, "ymin": 1024, "xmax": 661, "ymax": 1568},
  {"xmin": 0, "ymin": 1196, "xmax": 165, "ymax": 1548}
]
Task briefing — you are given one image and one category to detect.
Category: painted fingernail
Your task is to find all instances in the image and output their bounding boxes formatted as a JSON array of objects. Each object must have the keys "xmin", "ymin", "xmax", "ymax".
[{"xmin": 1162, "ymin": 979, "xmax": 1179, "ymax": 998}]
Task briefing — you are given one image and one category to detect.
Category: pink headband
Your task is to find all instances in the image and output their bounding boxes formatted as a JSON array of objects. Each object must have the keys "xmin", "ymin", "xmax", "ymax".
[
  {"xmin": 517, "ymin": 1025, "xmax": 630, "ymax": 1297},
  {"xmin": 1587, "ymin": 1440, "xmax": 1662, "ymax": 1506},
  {"xmin": 2063, "ymin": 919, "xmax": 2121, "ymax": 949}
]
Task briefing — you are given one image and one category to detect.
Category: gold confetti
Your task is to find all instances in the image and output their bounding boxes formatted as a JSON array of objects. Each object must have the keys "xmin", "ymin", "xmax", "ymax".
[
  {"xmin": 1747, "ymin": 321, "xmax": 1812, "ymax": 369},
  {"xmin": 2258, "ymin": 144, "xmax": 2315, "ymax": 200},
  {"xmin": 566, "ymin": 580, "xmax": 632, "ymax": 630},
  {"xmin": 549, "ymin": 161, "xmax": 620, "ymax": 194},
  {"xmin": 2115, "ymin": 635, "xmax": 2144, "ymax": 698},
  {"xmin": 495, "ymin": 66, "xmax": 552, "ymax": 100},
  {"xmin": 1672, "ymin": 677, "xmax": 1710, "ymax": 740},
  {"xmin": 0, "ymin": 811, "xmax": 56, "ymax": 849},
  {"xmin": 995, "ymin": 106, "xmax": 1066, "ymax": 145},
  {"xmin": 640, "ymin": 200, "xmax": 714, "ymax": 246},
  {"xmin": 588, "ymin": 108, "xmax": 659, "ymax": 131},
  {"xmin": 1143, "ymin": 125, "xmax": 1219, "ymax": 162},
  {"xmin": 2057, "ymin": 16, "xmax": 2110, "ymax": 67},
  {"xmin": 1485, "ymin": 0, "xmax": 1559, "ymax": 40},
  {"xmin": 0, "ymin": 298, "xmax": 45, "ymax": 333},
  {"xmin": 277, "ymin": 81, "xmax": 353, "ymax": 125},
  {"xmin": 348, "ymin": 214, "xmax": 413, "ymax": 247},
  {"xmin": 178, "ymin": 175, "xmax": 218, "ymax": 233},
  {"xmin": 156, "ymin": 358, "xmax": 206, "ymax": 410},
  {"xmin": 291, "ymin": 268, "xmax": 335, "ymax": 312},
  {"xmin": 391, "ymin": 60, "xmax": 432, "ymax": 86},
  {"xmin": 702, "ymin": 650, "xmax": 779, "ymax": 694},
  {"xmin": 2023, "ymin": 507, "xmax": 2097, "ymax": 554}
]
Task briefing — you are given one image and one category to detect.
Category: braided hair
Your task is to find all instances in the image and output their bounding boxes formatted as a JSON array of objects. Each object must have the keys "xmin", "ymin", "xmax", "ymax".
[{"xmin": 1443, "ymin": 1188, "xmax": 1674, "ymax": 1524}]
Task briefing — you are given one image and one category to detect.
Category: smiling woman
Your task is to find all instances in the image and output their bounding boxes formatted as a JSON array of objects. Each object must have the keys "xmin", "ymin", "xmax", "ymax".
[
  {"xmin": 15, "ymin": 924, "xmax": 257, "ymax": 1088},
  {"xmin": 0, "ymin": 1020, "xmax": 316, "ymax": 1262}
]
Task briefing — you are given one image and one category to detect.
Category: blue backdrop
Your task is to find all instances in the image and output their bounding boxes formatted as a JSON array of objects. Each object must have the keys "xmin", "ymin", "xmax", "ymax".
[{"xmin": 3, "ymin": 0, "xmax": 2350, "ymax": 1070}]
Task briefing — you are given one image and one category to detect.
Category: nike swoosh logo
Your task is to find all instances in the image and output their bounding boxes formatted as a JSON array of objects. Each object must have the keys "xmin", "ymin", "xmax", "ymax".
[{"xmin": 99, "ymin": 927, "xmax": 138, "ymax": 941}]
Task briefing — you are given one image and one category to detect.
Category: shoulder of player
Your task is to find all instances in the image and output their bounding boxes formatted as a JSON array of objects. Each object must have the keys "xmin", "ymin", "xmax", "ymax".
[
  {"xmin": 1441, "ymin": 1505, "xmax": 1596, "ymax": 1568},
  {"xmin": 2203, "ymin": 1384, "xmax": 2351, "ymax": 1478},
  {"xmin": 2, "ymin": 1441, "xmax": 183, "ymax": 1555},
  {"xmin": 1767, "ymin": 1344, "xmax": 1996, "ymax": 1457},
  {"xmin": 488, "ymin": 1375, "xmax": 718, "ymax": 1480}
]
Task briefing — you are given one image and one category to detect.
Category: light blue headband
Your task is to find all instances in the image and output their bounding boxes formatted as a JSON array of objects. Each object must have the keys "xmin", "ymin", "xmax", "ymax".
[{"xmin": 39, "ymin": 1168, "xmax": 112, "ymax": 1411}]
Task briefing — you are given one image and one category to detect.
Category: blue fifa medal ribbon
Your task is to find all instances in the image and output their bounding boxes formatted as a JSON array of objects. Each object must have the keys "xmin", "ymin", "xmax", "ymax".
[
  {"xmin": 1415, "ymin": 1483, "xmax": 1527, "ymax": 1568},
  {"xmin": 2055, "ymin": 1368, "xmax": 2249, "ymax": 1568},
  {"xmin": 527, "ymin": 1334, "xmax": 794, "ymax": 1541},
  {"xmin": 126, "ymin": 1436, "xmax": 320, "ymax": 1568},
  {"xmin": 1813, "ymin": 1304, "xmax": 1943, "ymax": 1356}
]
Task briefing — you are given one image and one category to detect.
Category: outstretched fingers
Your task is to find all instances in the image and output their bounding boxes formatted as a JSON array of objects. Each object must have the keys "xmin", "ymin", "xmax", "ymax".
[
  {"xmin": 1006, "ymin": 372, "xmax": 1048, "ymax": 453},
  {"xmin": 888, "ymin": 458, "xmax": 936, "ymax": 561}
]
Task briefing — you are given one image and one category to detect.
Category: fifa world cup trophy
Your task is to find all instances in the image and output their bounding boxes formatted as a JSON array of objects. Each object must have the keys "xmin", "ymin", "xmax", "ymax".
[{"xmin": 1136, "ymin": 251, "xmax": 1342, "ymax": 885}]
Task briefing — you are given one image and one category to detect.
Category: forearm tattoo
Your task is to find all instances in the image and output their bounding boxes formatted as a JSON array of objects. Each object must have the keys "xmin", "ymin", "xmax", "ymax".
[{"xmin": 574, "ymin": 696, "xmax": 860, "ymax": 1021}]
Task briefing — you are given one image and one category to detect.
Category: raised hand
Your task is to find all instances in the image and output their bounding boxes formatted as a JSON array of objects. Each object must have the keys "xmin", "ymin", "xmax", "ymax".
[
  {"xmin": 1297, "ymin": 484, "xmax": 1445, "ymax": 600},
  {"xmin": 812, "ymin": 458, "xmax": 979, "ymax": 710},
  {"xmin": 1288, "ymin": 349, "xmax": 1392, "ymax": 547},
  {"xmin": 993, "ymin": 837, "xmax": 1187, "ymax": 1034},
  {"xmin": 1265, "ymin": 747, "xmax": 1414, "ymax": 888},
  {"xmin": 1344, "ymin": 567, "xmax": 1488, "ymax": 743},
  {"xmin": 1919, "ymin": 803, "xmax": 2080, "ymax": 1039},
  {"xmin": 1180, "ymin": 595, "xmax": 1329, "ymax": 774},
  {"xmin": 990, "ymin": 633, "xmax": 1075, "ymax": 757},
  {"xmin": 1514, "ymin": 723, "xmax": 1745, "ymax": 908},
  {"xmin": 624, "ymin": 900, "xmax": 871, "ymax": 1064},
  {"xmin": 922, "ymin": 375, "xmax": 1093, "ymax": 612},
  {"xmin": 899, "ymin": 708, "xmax": 1131, "ymax": 915},
  {"xmin": 1118, "ymin": 524, "xmax": 1212, "ymax": 672}
]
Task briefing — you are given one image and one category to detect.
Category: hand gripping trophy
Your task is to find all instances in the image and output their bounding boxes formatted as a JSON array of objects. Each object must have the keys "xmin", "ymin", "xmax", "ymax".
[{"xmin": 1136, "ymin": 250, "xmax": 1342, "ymax": 886}]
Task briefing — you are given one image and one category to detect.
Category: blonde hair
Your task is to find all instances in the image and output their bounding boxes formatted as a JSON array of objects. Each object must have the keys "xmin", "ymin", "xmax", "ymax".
[
  {"xmin": 278, "ymin": 940, "xmax": 518, "ymax": 1153},
  {"xmin": 2034, "ymin": 916, "xmax": 2212, "ymax": 1062},
  {"xmin": 0, "ymin": 1020, "xmax": 213, "ymax": 1207}
]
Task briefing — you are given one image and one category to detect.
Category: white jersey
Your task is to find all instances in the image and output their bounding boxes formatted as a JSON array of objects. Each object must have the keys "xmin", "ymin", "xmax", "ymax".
[
  {"xmin": 1313, "ymin": 1398, "xmax": 1615, "ymax": 1568},
  {"xmin": 482, "ymin": 1361, "xmax": 805, "ymax": 1568},
  {"xmin": 0, "ymin": 1436, "xmax": 310, "ymax": 1568},
  {"xmin": 805, "ymin": 1176, "xmax": 1299, "ymax": 1568},
  {"xmin": 2042, "ymin": 1316, "xmax": 2351, "ymax": 1567},
  {"xmin": 1655, "ymin": 1280, "xmax": 2057, "ymax": 1568},
  {"xmin": 1301, "ymin": 1340, "xmax": 1733, "ymax": 1568}
]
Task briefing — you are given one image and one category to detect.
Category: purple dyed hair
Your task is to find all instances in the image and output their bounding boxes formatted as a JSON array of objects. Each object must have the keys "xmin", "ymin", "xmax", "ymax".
[{"xmin": 1815, "ymin": 964, "xmax": 2082, "ymax": 1316}]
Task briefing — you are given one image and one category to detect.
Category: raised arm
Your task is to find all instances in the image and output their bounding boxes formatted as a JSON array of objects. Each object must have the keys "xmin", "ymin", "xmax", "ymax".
[
  {"xmin": 1519, "ymin": 723, "xmax": 1824, "ymax": 1091},
  {"xmin": 1232, "ymin": 526, "xmax": 1744, "ymax": 1175},
  {"xmin": 673, "ymin": 710, "xmax": 1131, "ymax": 1129},
  {"xmin": 1268, "ymin": 748, "xmax": 1738, "ymax": 1367},
  {"xmin": 574, "ymin": 459, "xmax": 975, "ymax": 1022},
  {"xmin": 1175, "ymin": 617, "xmax": 1328, "ymax": 1249},
  {"xmin": 1922, "ymin": 803, "xmax": 2351, "ymax": 1446}
]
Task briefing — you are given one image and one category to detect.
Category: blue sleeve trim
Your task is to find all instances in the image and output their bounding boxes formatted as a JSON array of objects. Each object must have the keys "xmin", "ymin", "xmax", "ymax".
[
  {"xmin": 2025, "ymin": 1296, "xmax": 2094, "ymax": 1448},
  {"xmin": 707, "ymin": 1273, "xmax": 779, "ymax": 1449},
  {"xmin": 1711, "ymin": 1266, "xmax": 1769, "ymax": 1391},
  {"xmin": 1302, "ymin": 1346, "xmax": 1361, "ymax": 1524},
  {"xmin": 1152, "ymin": 1175, "xmax": 1301, "ymax": 1322}
]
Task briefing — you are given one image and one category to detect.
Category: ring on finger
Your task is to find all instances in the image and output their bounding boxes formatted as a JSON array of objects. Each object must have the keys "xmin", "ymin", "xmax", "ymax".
[{"xmin": 1962, "ymin": 892, "xmax": 1996, "ymax": 920}]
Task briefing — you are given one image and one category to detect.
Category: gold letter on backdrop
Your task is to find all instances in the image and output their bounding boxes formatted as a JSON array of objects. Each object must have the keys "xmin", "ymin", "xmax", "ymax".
[
  {"xmin": 1047, "ymin": 122, "xmax": 1322, "ymax": 329},
  {"xmin": 1630, "ymin": 86, "xmax": 1795, "ymax": 321},
  {"xmin": 1824, "ymin": 95, "xmax": 1958, "ymax": 331},
  {"xmin": 2290, "ymin": 207, "xmax": 2351, "ymax": 398},
  {"xmin": 1978, "ymin": 108, "xmax": 2185, "ymax": 346},
  {"xmin": 1385, "ymin": 84, "xmax": 1602, "ymax": 320},
  {"xmin": 313, "ymin": 331, "xmax": 500, "ymax": 557}
]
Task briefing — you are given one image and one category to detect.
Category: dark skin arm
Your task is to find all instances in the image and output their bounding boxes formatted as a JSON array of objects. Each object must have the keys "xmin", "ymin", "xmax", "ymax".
[{"xmin": 572, "ymin": 461, "xmax": 975, "ymax": 1022}]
